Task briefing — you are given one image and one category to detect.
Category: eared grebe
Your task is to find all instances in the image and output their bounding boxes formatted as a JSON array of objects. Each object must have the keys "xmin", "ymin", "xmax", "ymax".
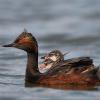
[{"xmin": 3, "ymin": 30, "xmax": 100, "ymax": 86}]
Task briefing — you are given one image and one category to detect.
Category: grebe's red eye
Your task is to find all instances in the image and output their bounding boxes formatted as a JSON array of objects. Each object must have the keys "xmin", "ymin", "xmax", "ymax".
[{"xmin": 14, "ymin": 38, "xmax": 20, "ymax": 43}]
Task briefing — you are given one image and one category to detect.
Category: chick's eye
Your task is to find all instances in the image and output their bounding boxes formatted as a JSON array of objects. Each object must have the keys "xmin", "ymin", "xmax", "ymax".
[
  {"xmin": 50, "ymin": 52, "xmax": 55, "ymax": 55},
  {"xmin": 49, "ymin": 54, "xmax": 54, "ymax": 57}
]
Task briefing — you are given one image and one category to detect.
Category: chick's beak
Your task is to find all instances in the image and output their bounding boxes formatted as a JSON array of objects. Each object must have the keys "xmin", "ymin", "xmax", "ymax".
[
  {"xmin": 41, "ymin": 55, "xmax": 49, "ymax": 60},
  {"xmin": 41, "ymin": 56, "xmax": 45, "ymax": 59}
]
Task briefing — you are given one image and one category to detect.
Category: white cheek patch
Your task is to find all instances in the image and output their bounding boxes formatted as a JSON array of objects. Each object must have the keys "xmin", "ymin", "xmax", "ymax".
[{"xmin": 50, "ymin": 56, "xmax": 57, "ymax": 61}]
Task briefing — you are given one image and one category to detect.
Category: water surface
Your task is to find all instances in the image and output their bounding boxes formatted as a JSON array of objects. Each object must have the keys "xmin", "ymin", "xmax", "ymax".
[{"xmin": 0, "ymin": 0, "xmax": 100, "ymax": 100}]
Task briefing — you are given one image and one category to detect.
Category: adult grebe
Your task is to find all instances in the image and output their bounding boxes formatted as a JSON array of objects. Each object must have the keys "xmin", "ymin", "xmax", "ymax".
[{"xmin": 3, "ymin": 30, "xmax": 100, "ymax": 86}]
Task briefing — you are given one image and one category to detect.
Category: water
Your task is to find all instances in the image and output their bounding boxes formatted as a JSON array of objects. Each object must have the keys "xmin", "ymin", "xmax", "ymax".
[{"xmin": 0, "ymin": 0, "xmax": 100, "ymax": 100}]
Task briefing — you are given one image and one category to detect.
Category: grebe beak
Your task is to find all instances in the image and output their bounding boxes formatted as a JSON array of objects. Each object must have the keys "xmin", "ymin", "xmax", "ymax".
[{"xmin": 2, "ymin": 43, "xmax": 15, "ymax": 47}]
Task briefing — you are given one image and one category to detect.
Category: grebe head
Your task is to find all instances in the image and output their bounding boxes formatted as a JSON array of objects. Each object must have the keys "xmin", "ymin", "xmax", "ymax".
[{"xmin": 3, "ymin": 29, "xmax": 38, "ymax": 53}]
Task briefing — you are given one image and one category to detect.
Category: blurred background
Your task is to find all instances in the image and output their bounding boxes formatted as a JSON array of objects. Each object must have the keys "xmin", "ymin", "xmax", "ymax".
[{"xmin": 0, "ymin": 0, "xmax": 100, "ymax": 100}]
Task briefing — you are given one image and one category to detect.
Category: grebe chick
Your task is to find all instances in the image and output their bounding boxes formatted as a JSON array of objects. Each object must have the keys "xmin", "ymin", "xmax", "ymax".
[
  {"xmin": 39, "ymin": 50, "xmax": 65, "ymax": 73},
  {"xmin": 40, "ymin": 50, "xmax": 94, "ymax": 75}
]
